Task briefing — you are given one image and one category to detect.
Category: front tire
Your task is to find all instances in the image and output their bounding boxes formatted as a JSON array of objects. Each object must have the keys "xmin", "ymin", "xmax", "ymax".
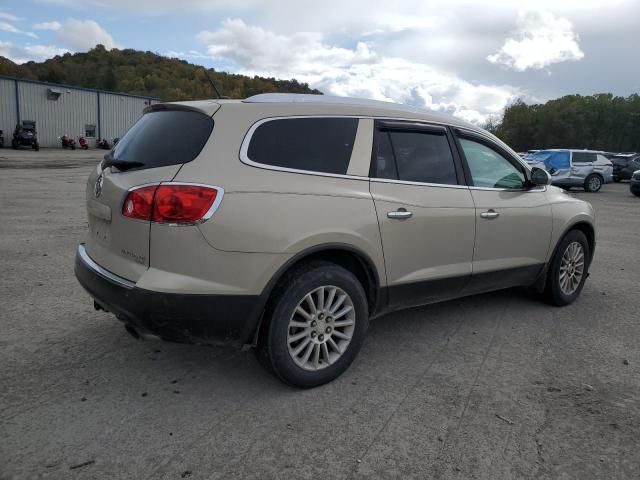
[
  {"xmin": 256, "ymin": 262, "xmax": 369, "ymax": 388},
  {"xmin": 544, "ymin": 230, "xmax": 590, "ymax": 306},
  {"xmin": 584, "ymin": 174, "xmax": 602, "ymax": 193}
]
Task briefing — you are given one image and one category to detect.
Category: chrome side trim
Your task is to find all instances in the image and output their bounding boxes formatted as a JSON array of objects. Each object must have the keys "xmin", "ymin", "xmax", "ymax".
[
  {"xmin": 370, "ymin": 177, "xmax": 469, "ymax": 190},
  {"xmin": 468, "ymin": 186, "xmax": 547, "ymax": 193},
  {"xmin": 78, "ymin": 244, "xmax": 135, "ymax": 289}
]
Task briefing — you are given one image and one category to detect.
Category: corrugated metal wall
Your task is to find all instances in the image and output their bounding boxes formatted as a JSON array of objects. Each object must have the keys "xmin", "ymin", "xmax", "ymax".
[
  {"xmin": 1, "ymin": 76, "xmax": 159, "ymax": 148},
  {"xmin": 18, "ymin": 82, "xmax": 97, "ymax": 148},
  {"xmin": 0, "ymin": 78, "xmax": 18, "ymax": 143},
  {"xmin": 99, "ymin": 93, "xmax": 152, "ymax": 142}
]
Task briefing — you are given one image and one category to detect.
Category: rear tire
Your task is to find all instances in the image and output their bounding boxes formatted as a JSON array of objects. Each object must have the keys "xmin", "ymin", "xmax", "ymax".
[
  {"xmin": 256, "ymin": 262, "xmax": 369, "ymax": 388},
  {"xmin": 584, "ymin": 174, "xmax": 602, "ymax": 193},
  {"xmin": 544, "ymin": 230, "xmax": 590, "ymax": 306}
]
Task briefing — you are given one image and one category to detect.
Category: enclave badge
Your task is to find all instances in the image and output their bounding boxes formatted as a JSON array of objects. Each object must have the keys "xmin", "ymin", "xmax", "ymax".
[{"xmin": 95, "ymin": 173, "xmax": 104, "ymax": 198}]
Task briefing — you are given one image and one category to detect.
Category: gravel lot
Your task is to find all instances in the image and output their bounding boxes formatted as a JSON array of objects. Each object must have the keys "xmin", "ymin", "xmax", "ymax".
[{"xmin": 1, "ymin": 148, "xmax": 639, "ymax": 479}]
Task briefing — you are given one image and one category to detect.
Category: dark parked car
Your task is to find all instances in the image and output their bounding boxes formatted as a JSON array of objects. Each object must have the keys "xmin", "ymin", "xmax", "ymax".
[
  {"xmin": 12, "ymin": 121, "xmax": 39, "ymax": 151},
  {"xmin": 631, "ymin": 170, "xmax": 640, "ymax": 197},
  {"xmin": 609, "ymin": 153, "xmax": 640, "ymax": 181}
]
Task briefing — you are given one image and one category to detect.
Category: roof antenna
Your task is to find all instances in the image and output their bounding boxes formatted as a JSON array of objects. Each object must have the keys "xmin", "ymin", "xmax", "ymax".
[{"xmin": 202, "ymin": 67, "xmax": 227, "ymax": 99}]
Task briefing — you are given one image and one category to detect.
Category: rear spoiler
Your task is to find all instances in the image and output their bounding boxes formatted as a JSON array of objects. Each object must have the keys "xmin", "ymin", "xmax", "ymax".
[{"xmin": 144, "ymin": 101, "xmax": 221, "ymax": 117}]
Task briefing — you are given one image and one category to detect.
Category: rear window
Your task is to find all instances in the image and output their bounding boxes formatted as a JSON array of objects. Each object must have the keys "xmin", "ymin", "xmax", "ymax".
[
  {"xmin": 246, "ymin": 117, "xmax": 358, "ymax": 175},
  {"xmin": 372, "ymin": 129, "xmax": 458, "ymax": 185},
  {"xmin": 110, "ymin": 110, "xmax": 213, "ymax": 170},
  {"xmin": 572, "ymin": 152, "xmax": 597, "ymax": 163}
]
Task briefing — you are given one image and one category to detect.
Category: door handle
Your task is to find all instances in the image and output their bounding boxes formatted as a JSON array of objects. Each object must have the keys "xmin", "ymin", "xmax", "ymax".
[
  {"xmin": 480, "ymin": 209, "xmax": 500, "ymax": 219},
  {"xmin": 387, "ymin": 208, "xmax": 413, "ymax": 219}
]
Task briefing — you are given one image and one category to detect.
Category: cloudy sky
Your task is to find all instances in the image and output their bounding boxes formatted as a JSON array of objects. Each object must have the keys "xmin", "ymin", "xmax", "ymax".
[{"xmin": 1, "ymin": 0, "xmax": 638, "ymax": 122}]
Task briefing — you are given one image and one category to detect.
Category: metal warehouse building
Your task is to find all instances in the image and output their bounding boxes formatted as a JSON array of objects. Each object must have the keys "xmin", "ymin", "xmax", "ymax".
[{"xmin": 0, "ymin": 75, "xmax": 160, "ymax": 148}]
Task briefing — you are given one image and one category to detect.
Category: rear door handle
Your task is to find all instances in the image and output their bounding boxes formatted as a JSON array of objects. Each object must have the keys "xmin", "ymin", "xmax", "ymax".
[
  {"xmin": 480, "ymin": 209, "xmax": 500, "ymax": 219},
  {"xmin": 387, "ymin": 208, "xmax": 413, "ymax": 219}
]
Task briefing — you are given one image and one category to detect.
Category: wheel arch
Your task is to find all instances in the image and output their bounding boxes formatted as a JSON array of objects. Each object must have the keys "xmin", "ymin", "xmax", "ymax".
[
  {"xmin": 534, "ymin": 219, "xmax": 595, "ymax": 293},
  {"xmin": 550, "ymin": 220, "xmax": 596, "ymax": 268},
  {"xmin": 247, "ymin": 243, "xmax": 383, "ymax": 347}
]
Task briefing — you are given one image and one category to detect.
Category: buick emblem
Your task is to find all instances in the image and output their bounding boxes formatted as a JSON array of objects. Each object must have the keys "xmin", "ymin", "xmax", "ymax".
[{"xmin": 95, "ymin": 174, "xmax": 104, "ymax": 198}]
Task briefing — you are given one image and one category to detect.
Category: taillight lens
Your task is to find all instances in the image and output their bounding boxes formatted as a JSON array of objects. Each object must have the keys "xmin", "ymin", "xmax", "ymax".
[
  {"xmin": 122, "ymin": 185, "xmax": 156, "ymax": 220},
  {"xmin": 122, "ymin": 184, "xmax": 220, "ymax": 224}
]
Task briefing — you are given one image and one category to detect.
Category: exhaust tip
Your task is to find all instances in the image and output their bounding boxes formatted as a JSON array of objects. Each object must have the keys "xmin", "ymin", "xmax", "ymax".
[
  {"xmin": 94, "ymin": 300, "xmax": 107, "ymax": 312},
  {"xmin": 125, "ymin": 324, "xmax": 141, "ymax": 340}
]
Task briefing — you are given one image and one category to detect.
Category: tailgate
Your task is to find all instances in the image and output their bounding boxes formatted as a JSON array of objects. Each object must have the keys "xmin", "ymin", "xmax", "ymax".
[
  {"xmin": 82, "ymin": 106, "xmax": 215, "ymax": 282},
  {"xmin": 84, "ymin": 164, "xmax": 181, "ymax": 281}
]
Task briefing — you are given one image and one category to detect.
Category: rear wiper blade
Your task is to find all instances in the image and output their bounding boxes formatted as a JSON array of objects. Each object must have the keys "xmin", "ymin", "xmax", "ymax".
[{"xmin": 102, "ymin": 154, "xmax": 144, "ymax": 171}]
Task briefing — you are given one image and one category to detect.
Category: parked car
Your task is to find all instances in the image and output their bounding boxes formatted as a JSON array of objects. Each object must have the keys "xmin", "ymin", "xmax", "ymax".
[
  {"xmin": 524, "ymin": 149, "xmax": 613, "ymax": 192},
  {"xmin": 631, "ymin": 170, "xmax": 640, "ymax": 197},
  {"xmin": 75, "ymin": 94, "xmax": 596, "ymax": 387},
  {"xmin": 609, "ymin": 153, "xmax": 640, "ymax": 181},
  {"xmin": 12, "ymin": 121, "xmax": 39, "ymax": 151}
]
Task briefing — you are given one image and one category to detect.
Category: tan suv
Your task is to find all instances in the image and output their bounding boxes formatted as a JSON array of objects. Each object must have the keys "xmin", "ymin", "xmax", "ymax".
[{"xmin": 75, "ymin": 94, "xmax": 596, "ymax": 387}]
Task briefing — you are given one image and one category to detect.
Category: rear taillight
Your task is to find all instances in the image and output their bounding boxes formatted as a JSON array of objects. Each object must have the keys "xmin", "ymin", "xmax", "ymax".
[
  {"xmin": 122, "ymin": 186, "xmax": 156, "ymax": 220},
  {"xmin": 122, "ymin": 183, "xmax": 221, "ymax": 224}
]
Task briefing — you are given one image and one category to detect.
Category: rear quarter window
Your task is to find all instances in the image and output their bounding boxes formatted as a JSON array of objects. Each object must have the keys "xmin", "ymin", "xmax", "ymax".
[
  {"xmin": 111, "ymin": 110, "xmax": 214, "ymax": 170},
  {"xmin": 572, "ymin": 152, "xmax": 597, "ymax": 163},
  {"xmin": 246, "ymin": 117, "xmax": 358, "ymax": 175}
]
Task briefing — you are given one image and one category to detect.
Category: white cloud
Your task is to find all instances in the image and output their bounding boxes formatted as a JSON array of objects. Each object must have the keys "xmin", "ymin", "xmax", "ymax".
[
  {"xmin": 0, "ymin": 21, "xmax": 38, "ymax": 38},
  {"xmin": 0, "ymin": 40, "xmax": 69, "ymax": 63},
  {"xmin": 487, "ymin": 10, "xmax": 584, "ymax": 72},
  {"xmin": 33, "ymin": 21, "xmax": 62, "ymax": 31},
  {"xmin": 0, "ymin": 12, "xmax": 21, "ymax": 21},
  {"xmin": 55, "ymin": 18, "xmax": 118, "ymax": 50},
  {"xmin": 198, "ymin": 19, "xmax": 522, "ymax": 123}
]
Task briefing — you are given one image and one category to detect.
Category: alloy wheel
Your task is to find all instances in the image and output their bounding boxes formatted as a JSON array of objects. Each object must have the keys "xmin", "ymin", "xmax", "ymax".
[
  {"xmin": 559, "ymin": 241, "xmax": 585, "ymax": 295},
  {"xmin": 287, "ymin": 285, "xmax": 355, "ymax": 371},
  {"xmin": 588, "ymin": 176, "xmax": 601, "ymax": 191}
]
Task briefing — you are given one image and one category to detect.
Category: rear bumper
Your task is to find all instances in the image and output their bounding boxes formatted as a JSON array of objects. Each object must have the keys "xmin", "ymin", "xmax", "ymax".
[{"xmin": 74, "ymin": 244, "xmax": 262, "ymax": 347}]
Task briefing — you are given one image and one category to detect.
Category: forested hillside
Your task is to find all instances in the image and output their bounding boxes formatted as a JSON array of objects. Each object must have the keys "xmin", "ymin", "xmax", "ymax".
[
  {"xmin": 0, "ymin": 45, "xmax": 321, "ymax": 100},
  {"xmin": 487, "ymin": 94, "xmax": 640, "ymax": 152}
]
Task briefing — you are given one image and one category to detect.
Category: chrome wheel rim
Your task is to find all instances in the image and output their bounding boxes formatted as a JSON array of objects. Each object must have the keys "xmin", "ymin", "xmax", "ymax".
[
  {"xmin": 559, "ymin": 241, "xmax": 585, "ymax": 295},
  {"xmin": 287, "ymin": 285, "xmax": 355, "ymax": 371},
  {"xmin": 589, "ymin": 177, "xmax": 601, "ymax": 191}
]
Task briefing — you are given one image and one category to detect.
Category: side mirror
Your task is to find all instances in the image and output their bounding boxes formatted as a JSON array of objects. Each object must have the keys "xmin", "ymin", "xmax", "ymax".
[{"xmin": 530, "ymin": 167, "xmax": 551, "ymax": 186}]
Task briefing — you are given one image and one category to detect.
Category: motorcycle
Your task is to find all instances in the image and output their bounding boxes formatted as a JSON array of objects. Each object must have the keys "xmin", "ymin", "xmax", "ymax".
[
  {"xmin": 78, "ymin": 136, "xmax": 89, "ymax": 150},
  {"xmin": 97, "ymin": 138, "xmax": 111, "ymax": 150},
  {"xmin": 60, "ymin": 135, "xmax": 76, "ymax": 150}
]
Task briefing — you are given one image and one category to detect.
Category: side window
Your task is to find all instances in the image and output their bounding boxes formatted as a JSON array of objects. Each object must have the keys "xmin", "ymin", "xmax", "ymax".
[
  {"xmin": 459, "ymin": 138, "xmax": 526, "ymax": 189},
  {"xmin": 372, "ymin": 129, "xmax": 458, "ymax": 185},
  {"xmin": 372, "ymin": 131, "xmax": 397, "ymax": 180},
  {"xmin": 246, "ymin": 117, "xmax": 358, "ymax": 175},
  {"xmin": 572, "ymin": 152, "xmax": 596, "ymax": 164}
]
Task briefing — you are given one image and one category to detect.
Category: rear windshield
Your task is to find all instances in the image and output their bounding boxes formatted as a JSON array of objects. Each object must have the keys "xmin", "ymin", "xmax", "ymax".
[
  {"xmin": 246, "ymin": 117, "xmax": 358, "ymax": 175},
  {"xmin": 109, "ymin": 110, "xmax": 213, "ymax": 170}
]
